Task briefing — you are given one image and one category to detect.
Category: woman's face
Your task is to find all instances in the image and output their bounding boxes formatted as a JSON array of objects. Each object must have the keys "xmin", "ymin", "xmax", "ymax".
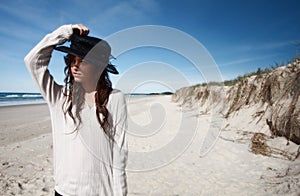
[{"xmin": 70, "ymin": 56, "xmax": 101, "ymax": 83}]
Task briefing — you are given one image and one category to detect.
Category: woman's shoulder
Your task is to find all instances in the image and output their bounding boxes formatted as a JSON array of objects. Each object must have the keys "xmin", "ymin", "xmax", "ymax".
[
  {"xmin": 107, "ymin": 89, "xmax": 127, "ymax": 113},
  {"xmin": 109, "ymin": 89, "xmax": 126, "ymax": 103},
  {"xmin": 109, "ymin": 88, "xmax": 122, "ymax": 95}
]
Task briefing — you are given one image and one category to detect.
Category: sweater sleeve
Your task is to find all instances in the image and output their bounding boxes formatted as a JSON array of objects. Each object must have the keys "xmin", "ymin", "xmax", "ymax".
[
  {"xmin": 112, "ymin": 92, "xmax": 128, "ymax": 196},
  {"xmin": 24, "ymin": 25, "xmax": 73, "ymax": 106}
]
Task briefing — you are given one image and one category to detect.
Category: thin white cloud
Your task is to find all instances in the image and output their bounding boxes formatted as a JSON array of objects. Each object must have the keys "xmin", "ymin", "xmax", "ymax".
[
  {"xmin": 0, "ymin": 1, "xmax": 66, "ymax": 43},
  {"xmin": 131, "ymin": 0, "xmax": 160, "ymax": 13},
  {"xmin": 257, "ymin": 41, "xmax": 294, "ymax": 50},
  {"xmin": 237, "ymin": 40, "xmax": 294, "ymax": 52},
  {"xmin": 0, "ymin": 22, "xmax": 44, "ymax": 44},
  {"xmin": 216, "ymin": 40, "xmax": 293, "ymax": 67},
  {"xmin": 87, "ymin": 0, "xmax": 160, "ymax": 35},
  {"xmin": 105, "ymin": 0, "xmax": 160, "ymax": 17},
  {"xmin": 219, "ymin": 54, "xmax": 277, "ymax": 67},
  {"xmin": 0, "ymin": 0, "xmax": 160, "ymax": 40},
  {"xmin": 0, "ymin": 2, "xmax": 59, "ymax": 31},
  {"xmin": 219, "ymin": 58, "xmax": 255, "ymax": 67}
]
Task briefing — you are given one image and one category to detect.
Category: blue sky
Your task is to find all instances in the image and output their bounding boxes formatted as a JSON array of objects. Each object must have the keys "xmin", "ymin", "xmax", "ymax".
[{"xmin": 0, "ymin": 0, "xmax": 299, "ymax": 93}]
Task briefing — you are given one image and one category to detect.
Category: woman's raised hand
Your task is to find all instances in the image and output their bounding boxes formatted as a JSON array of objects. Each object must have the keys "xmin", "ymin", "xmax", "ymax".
[{"xmin": 72, "ymin": 24, "xmax": 89, "ymax": 35}]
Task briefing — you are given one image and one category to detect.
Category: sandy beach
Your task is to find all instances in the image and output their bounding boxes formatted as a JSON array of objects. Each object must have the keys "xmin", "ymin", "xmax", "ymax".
[
  {"xmin": 0, "ymin": 95, "xmax": 299, "ymax": 195},
  {"xmin": 0, "ymin": 104, "xmax": 51, "ymax": 146}
]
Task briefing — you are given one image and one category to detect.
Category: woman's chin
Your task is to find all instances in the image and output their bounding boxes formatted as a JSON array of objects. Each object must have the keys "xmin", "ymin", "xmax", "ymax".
[{"xmin": 74, "ymin": 78, "xmax": 82, "ymax": 83}]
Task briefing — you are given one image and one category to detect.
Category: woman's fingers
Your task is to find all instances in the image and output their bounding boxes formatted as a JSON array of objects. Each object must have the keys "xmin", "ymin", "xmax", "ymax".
[{"xmin": 72, "ymin": 24, "xmax": 89, "ymax": 35}]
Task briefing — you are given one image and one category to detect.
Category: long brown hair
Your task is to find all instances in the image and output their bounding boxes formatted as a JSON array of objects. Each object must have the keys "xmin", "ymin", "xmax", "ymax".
[{"xmin": 62, "ymin": 54, "xmax": 113, "ymax": 138}]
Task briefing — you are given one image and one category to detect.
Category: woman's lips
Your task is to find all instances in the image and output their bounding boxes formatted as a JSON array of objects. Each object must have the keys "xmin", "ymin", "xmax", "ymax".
[{"xmin": 72, "ymin": 72, "xmax": 81, "ymax": 77}]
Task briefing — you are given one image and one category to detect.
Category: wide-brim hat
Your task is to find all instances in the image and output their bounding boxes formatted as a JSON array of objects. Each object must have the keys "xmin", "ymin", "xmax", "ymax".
[{"xmin": 54, "ymin": 34, "xmax": 118, "ymax": 74}]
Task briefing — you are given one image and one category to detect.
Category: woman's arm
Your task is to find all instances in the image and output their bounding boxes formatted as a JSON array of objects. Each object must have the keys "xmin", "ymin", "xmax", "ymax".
[
  {"xmin": 112, "ymin": 91, "xmax": 128, "ymax": 195},
  {"xmin": 24, "ymin": 25, "xmax": 73, "ymax": 105},
  {"xmin": 24, "ymin": 24, "xmax": 89, "ymax": 105}
]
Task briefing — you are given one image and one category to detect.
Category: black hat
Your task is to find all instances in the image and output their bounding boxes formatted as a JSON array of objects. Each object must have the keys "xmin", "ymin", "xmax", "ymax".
[{"xmin": 55, "ymin": 34, "xmax": 118, "ymax": 74}]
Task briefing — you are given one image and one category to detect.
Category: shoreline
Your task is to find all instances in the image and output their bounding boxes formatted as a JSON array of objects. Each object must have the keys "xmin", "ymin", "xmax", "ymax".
[
  {"xmin": 0, "ymin": 102, "xmax": 47, "ymax": 108},
  {"xmin": 0, "ymin": 100, "xmax": 46, "ymax": 108}
]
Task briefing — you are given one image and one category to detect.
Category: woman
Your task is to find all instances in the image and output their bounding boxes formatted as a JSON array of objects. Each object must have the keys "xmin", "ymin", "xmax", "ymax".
[{"xmin": 24, "ymin": 24, "xmax": 128, "ymax": 196}]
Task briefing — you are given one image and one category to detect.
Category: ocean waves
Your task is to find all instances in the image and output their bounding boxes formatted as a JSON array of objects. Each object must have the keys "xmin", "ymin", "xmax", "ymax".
[{"xmin": 0, "ymin": 92, "xmax": 45, "ymax": 107}]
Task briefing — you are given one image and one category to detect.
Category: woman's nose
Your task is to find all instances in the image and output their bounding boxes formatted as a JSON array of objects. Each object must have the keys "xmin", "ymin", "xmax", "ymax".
[{"xmin": 73, "ymin": 62, "xmax": 80, "ymax": 68}]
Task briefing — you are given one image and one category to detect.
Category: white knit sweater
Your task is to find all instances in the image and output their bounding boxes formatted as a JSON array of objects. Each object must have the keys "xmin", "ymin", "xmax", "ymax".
[{"xmin": 24, "ymin": 25, "xmax": 128, "ymax": 196}]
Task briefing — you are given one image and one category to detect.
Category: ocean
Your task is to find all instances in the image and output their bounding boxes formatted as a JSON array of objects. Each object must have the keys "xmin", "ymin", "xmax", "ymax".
[
  {"xmin": 0, "ymin": 92, "xmax": 168, "ymax": 107},
  {"xmin": 0, "ymin": 92, "xmax": 45, "ymax": 107}
]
